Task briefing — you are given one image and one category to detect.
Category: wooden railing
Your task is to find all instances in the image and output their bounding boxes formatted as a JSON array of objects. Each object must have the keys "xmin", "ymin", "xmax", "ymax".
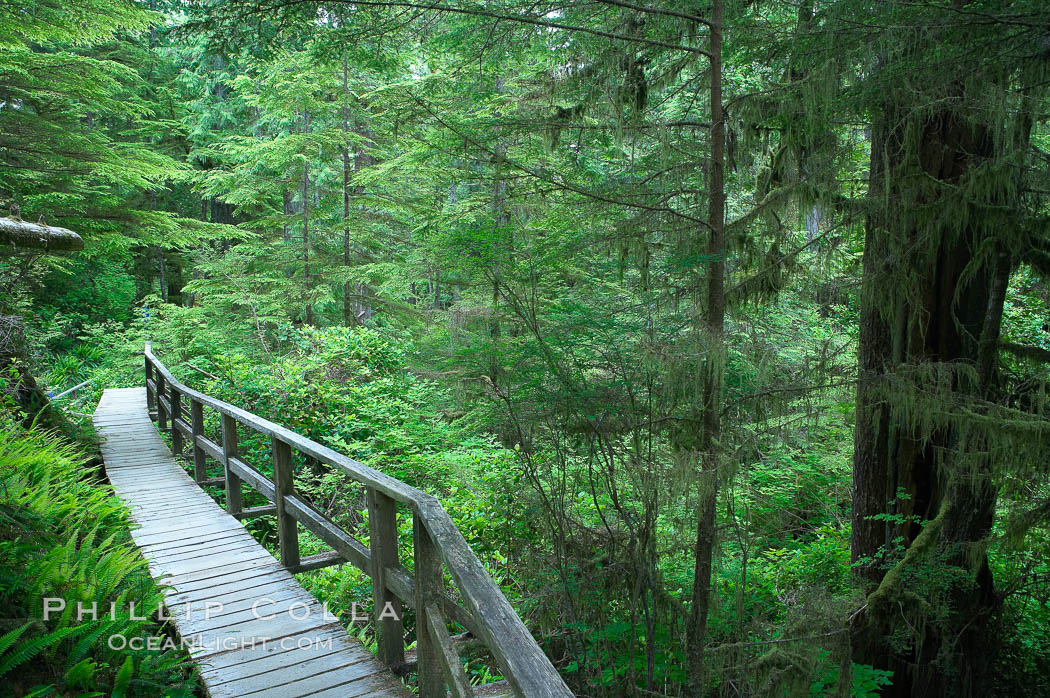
[{"xmin": 143, "ymin": 342, "xmax": 571, "ymax": 698}]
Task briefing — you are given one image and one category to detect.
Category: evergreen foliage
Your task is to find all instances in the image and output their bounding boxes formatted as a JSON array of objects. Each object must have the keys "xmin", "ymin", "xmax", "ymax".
[{"xmin": 1, "ymin": 0, "xmax": 1049, "ymax": 695}]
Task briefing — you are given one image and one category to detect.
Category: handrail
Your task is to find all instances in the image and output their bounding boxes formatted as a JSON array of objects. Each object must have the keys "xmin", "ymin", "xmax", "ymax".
[
  {"xmin": 142, "ymin": 342, "xmax": 571, "ymax": 698},
  {"xmin": 52, "ymin": 378, "xmax": 92, "ymax": 400}
]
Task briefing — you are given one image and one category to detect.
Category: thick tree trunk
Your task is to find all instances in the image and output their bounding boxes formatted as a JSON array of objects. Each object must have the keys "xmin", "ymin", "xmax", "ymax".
[
  {"xmin": 851, "ymin": 99, "xmax": 1005, "ymax": 698},
  {"xmin": 210, "ymin": 199, "xmax": 235, "ymax": 225}
]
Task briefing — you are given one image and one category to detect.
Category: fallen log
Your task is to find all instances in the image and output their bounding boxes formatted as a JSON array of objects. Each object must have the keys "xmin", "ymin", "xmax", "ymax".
[{"xmin": 0, "ymin": 216, "xmax": 84, "ymax": 251}]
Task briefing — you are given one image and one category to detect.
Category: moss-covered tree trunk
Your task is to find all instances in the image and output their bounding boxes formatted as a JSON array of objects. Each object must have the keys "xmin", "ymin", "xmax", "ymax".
[
  {"xmin": 686, "ymin": 0, "xmax": 724, "ymax": 692},
  {"xmin": 851, "ymin": 99, "xmax": 1006, "ymax": 697},
  {"xmin": 0, "ymin": 316, "xmax": 69, "ymax": 433}
]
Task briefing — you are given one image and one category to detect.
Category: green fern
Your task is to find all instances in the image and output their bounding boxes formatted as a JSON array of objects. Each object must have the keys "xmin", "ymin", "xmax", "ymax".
[
  {"xmin": 0, "ymin": 626, "xmax": 80, "ymax": 677},
  {"xmin": 66, "ymin": 621, "xmax": 117, "ymax": 669},
  {"xmin": 0, "ymin": 622, "xmax": 33, "ymax": 658},
  {"xmin": 64, "ymin": 657, "xmax": 99, "ymax": 690},
  {"xmin": 0, "ymin": 423, "xmax": 192, "ymax": 692},
  {"xmin": 111, "ymin": 656, "xmax": 134, "ymax": 698}
]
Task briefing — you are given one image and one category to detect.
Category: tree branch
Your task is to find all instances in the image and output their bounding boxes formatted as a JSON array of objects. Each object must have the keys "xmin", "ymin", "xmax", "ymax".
[
  {"xmin": 1000, "ymin": 341, "xmax": 1050, "ymax": 364},
  {"xmin": 236, "ymin": 0, "xmax": 714, "ymax": 58}
]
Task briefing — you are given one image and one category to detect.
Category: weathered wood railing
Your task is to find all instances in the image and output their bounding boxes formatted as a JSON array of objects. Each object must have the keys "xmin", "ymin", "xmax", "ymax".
[
  {"xmin": 52, "ymin": 377, "xmax": 92, "ymax": 401},
  {"xmin": 143, "ymin": 342, "xmax": 571, "ymax": 698}
]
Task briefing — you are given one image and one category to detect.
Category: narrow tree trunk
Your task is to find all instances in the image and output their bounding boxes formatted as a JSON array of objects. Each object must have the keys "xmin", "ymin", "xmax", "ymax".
[
  {"xmin": 353, "ymin": 130, "xmax": 375, "ymax": 324},
  {"xmin": 342, "ymin": 56, "xmax": 353, "ymax": 327},
  {"xmin": 281, "ymin": 189, "xmax": 292, "ymax": 245},
  {"xmin": 686, "ymin": 0, "xmax": 724, "ymax": 692},
  {"xmin": 302, "ymin": 111, "xmax": 312, "ymax": 326},
  {"xmin": 490, "ymin": 77, "xmax": 508, "ymax": 386},
  {"xmin": 157, "ymin": 244, "xmax": 167, "ymax": 303},
  {"xmin": 187, "ymin": 198, "xmax": 208, "ymax": 309},
  {"xmin": 341, "ymin": 70, "xmax": 377, "ymax": 326}
]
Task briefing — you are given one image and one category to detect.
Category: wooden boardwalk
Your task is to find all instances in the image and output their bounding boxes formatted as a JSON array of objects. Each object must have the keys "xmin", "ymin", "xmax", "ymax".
[{"xmin": 94, "ymin": 388, "xmax": 408, "ymax": 698}]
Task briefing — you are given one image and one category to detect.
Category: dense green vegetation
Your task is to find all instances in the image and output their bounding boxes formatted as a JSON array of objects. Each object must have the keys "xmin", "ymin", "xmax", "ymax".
[
  {"xmin": 0, "ymin": 398, "xmax": 196, "ymax": 696},
  {"xmin": 2, "ymin": 0, "xmax": 1049, "ymax": 696}
]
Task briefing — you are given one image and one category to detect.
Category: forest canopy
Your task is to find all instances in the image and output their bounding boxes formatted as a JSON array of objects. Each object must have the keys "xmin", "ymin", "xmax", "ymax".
[{"xmin": 1, "ymin": 0, "xmax": 1049, "ymax": 696}]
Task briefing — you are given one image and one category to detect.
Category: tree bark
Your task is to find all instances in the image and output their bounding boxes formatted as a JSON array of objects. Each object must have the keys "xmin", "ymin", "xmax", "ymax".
[
  {"xmin": 302, "ymin": 110, "xmax": 312, "ymax": 326},
  {"xmin": 342, "ymin": 56, "xmax": 353, "ymax": 327},
  {"xmin": 341, "ymin": 58, "xmax": 375, "ymax": 326},
  {"xmin": 353, "ymin": 127, "xmax": 375, "ymax": 324},
  {"xmin": 490, "ymin": 77, "xmax": 508, "ymax": 386},
  {"xmin": 851, "ymin": 88, "xmax": 1009, "ymax": 698},
  {"xmin": 157, "ymin": 244, "xmax": 167, "ymax": 303},
  {"xmin": 0, "ymin": 217, "xmax": 83, "ymax": 251},
  {"xmin": 186, "ymin": 198, "xmax": 209, "ymax": 309},
  {"xmin": 0, "ymin": 316, "xmax": 70, "ymax": 433},
  {"xmin": 686, "ymin": 0, "xmax": 724, "ymax": 692}
]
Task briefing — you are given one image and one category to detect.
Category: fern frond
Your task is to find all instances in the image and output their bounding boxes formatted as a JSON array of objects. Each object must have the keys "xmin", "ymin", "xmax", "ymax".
[
  {"xmin": 0, "ymin": 625, "xmax": 80, "ymax": 677},
  {"xmin": 0, "ymin": 622, "xmax": 32, "ymax": 658}
]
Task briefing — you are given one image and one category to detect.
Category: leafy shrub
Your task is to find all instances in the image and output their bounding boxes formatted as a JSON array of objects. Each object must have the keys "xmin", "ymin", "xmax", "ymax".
[{"xmin": 808, "ymin": 651, "xmax": 893, "ymax": 697}]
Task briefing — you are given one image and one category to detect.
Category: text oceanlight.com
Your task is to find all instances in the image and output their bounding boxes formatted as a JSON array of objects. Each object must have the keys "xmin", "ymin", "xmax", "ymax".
[{"xmin": 107, "ymin": 635, "xmax": 335, "ymax": 652}]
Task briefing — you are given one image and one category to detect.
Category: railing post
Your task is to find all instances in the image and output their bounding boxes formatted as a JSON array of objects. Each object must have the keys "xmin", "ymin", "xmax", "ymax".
[
  {"xmin": 414, "ymin": 513, "xmax": 445, "ymax": 698},
  {"xmin": 367, "ymin": 488, "xmax": 404, "ymax": 669},
  {"xmin": 272, "ymin": 437, "xmax": 300, "ymax": 568},
  {"xmin": 170, "ymin": 388, "xmax": 183, "ymax": 455},
  {"xmin": 191, "ymin": 399, "xmax": 206, "ymax": 482},
  {"xmin": 221, "ymin": 414, "xmax": 243, "ymax": 515},
  {"xmin": 156, "ymin": 371, "xmax": 167, "ymax": 431},
  {"xmin": 144, "ymin": 356, "xmax": 155, "ymax": 417}
]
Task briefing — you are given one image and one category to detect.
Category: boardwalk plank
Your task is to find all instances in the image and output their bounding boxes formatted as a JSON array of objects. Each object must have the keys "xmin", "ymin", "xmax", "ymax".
[
  {"xmin": 211, "ymin": 653, "xmax": 379, "ymax": 697},
  {"xmin": 94, "ymin": 388, "xmax": 406, "ymax": 697}
]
